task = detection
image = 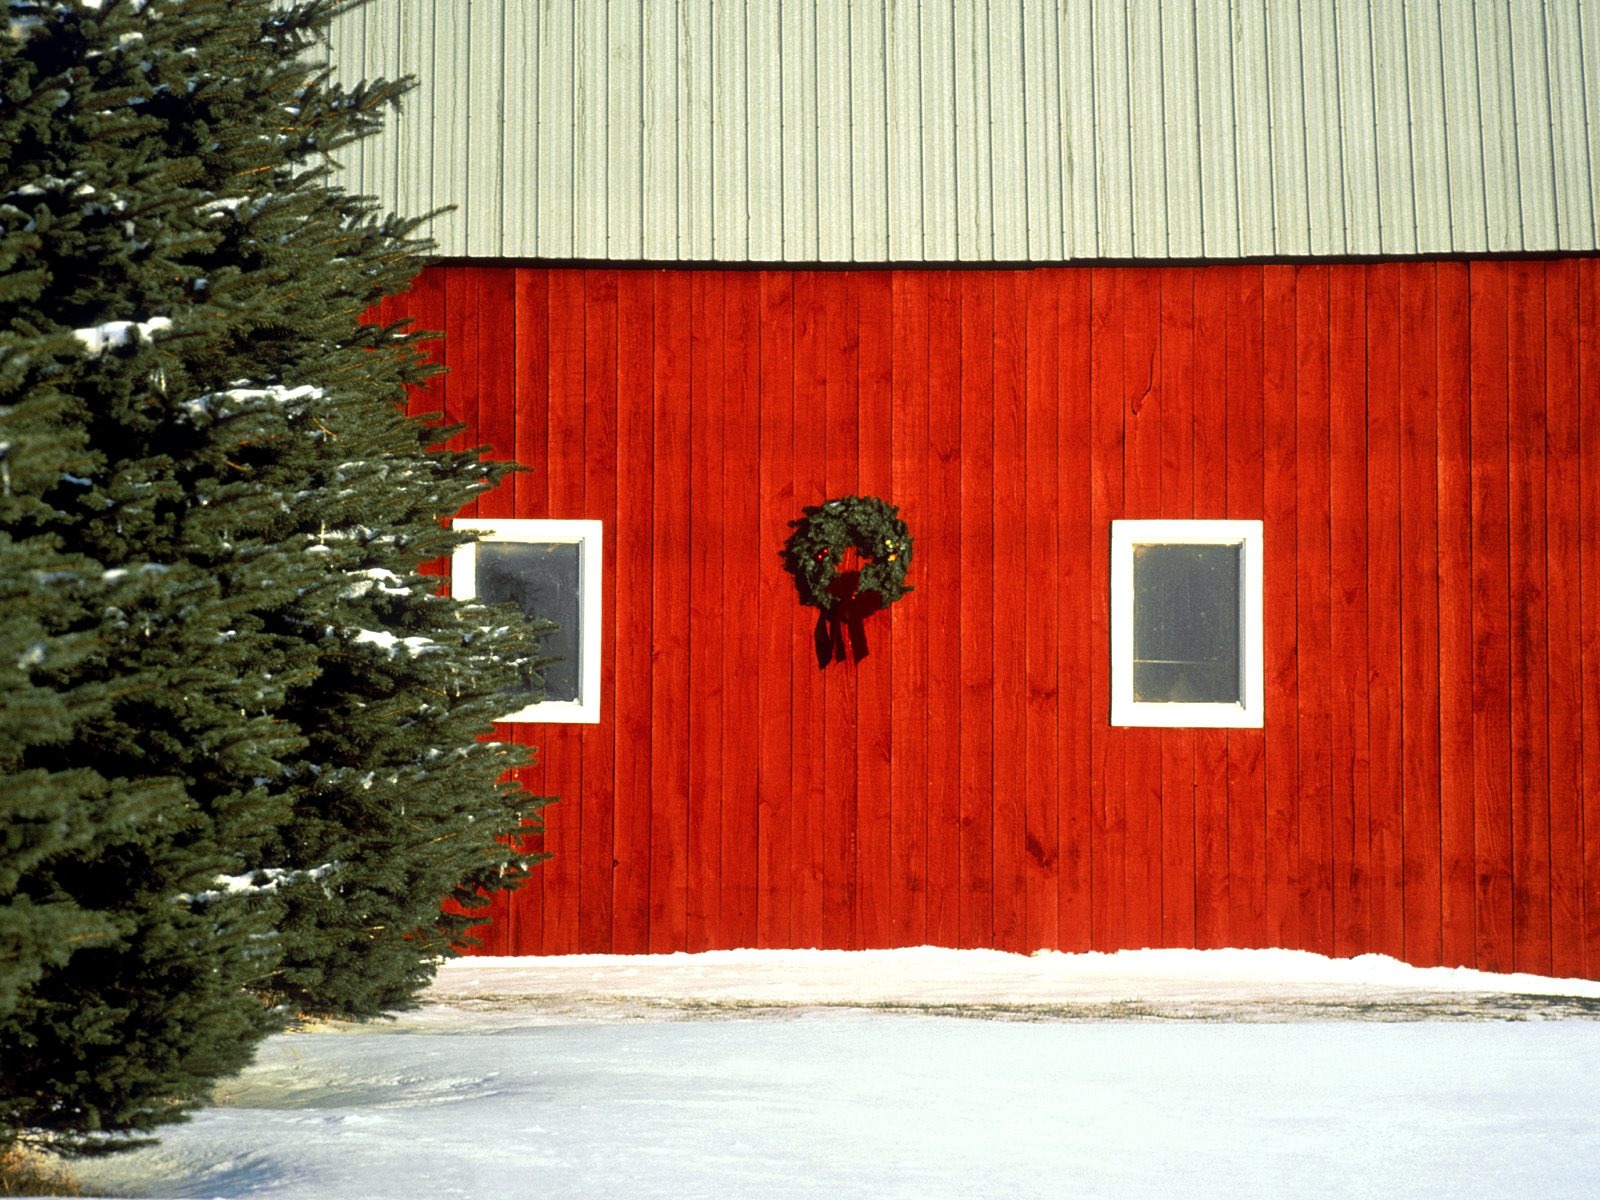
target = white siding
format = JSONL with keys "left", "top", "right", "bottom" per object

{"left": 329, "top": 0, "right": 1600, "bottom": 261}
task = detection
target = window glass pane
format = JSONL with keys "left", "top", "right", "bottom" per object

{"left": 475, "top": 542, "right": 581, "bottom": 703}
{"left": 1131, "top": 543, "right": 1240, "bottom": 703}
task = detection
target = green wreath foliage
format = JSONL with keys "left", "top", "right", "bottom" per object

{"left": 785, "top": 495, "right": 913, "bottom": 611}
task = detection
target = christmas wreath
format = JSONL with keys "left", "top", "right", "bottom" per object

{"left": 784, "top": 495, "right": 913, "bottom": 611}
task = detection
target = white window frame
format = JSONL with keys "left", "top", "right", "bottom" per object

{"left": 1110, "top": 519, "right": 1263, "bottom": 729}
{"left": 452, "top": 518, "right": 603, "bottom": 725}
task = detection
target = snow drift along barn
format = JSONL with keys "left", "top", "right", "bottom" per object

{"left": 327, "top": 1, "right": 1600, "bottom": 979}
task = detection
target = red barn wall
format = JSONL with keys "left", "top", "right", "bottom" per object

{"left": 378, "top": 260, "right": 1600, "bottom": 978}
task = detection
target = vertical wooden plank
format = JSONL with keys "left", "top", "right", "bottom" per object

{"left": 1192, "top": 265, "right": 1230, "bottom": 949}
{"left": 721, "top": 272, "right": 761, "bottom": 948}
{"left": 757, "top": 271, "right": 796, "bottom": 948}
{"left": 1226, "top": 266, "right": 1268, "bottom": 948}
{"left": 1328, "top": 265, "right": 1370, "bottom": 959}
{"left": 925, "top": 271, "right": 963, "bottom": 947}
{"left": 1367, "top": 264, "right": 1405, "bottom": 961}
{"left": 992, "top": 271, "right": 1028, "bottom": 952}
{"left": 1159, "top": 267, "right": 1197, "bottom": 947}
{"left": 1024, "top": 269, "right": 1062, "bottom": 950}
{"left": 1545, "top": 259, "right": 1584, "bottom": 979}
{"left": 1297, "top": 264, "right": 1336, "bottom": 956}
{"left": 406, "top": 267, "right": 449, "bottom": 424}
{"left": 1261, "top": 264, "right": 1300, "bottom": 951}
{"left": 1507, "top": 261, "right": 1552, "bottom": 975}
{"left": 855, "top": 271, "right": 895, "bottom": 948}
{"left": 687, "top": 272, "right": 726, "bottom": 952}
{"left": 1399, "top": 263, "right": 1444, "bottom": 966}
{"left": 958, "top": 272, "right": 995, "bottom": 947}
{"left": 580, "top": 271, "right": 619, "bottom": 952}
{"left": 1122, "top": 268, "right": 1163, "bottom": 949}
{"left": 650, "top": 271, "right": 693, "bottom": 953}
{"left": 1581, "top": 259, "right": 1600, "bottom": 977}
{"left": 442, "top": 268, "right": 479, "bottom": 508}
{"left": 1470, "top": 260, "right": 1514, "bottom": 973}
{"left": 512, "top": 271, "right": 551, "bottom": 520}
{"left": 475, "top": 271, "right": 519, "bottom": 520}
{"left": 1436, "top": 261, "right": 1476, "bottom": 969}
{"left": 1089, "top": 267, "right": 1126, "bottom": 951}
{"left": 890, "top": 271, "right": 930, "bottom": 946}
{"left": 542, "top": 270, "right": 587, "bottom": 956}
{"left": 1057, "top": 268, "right": 1095, "bottom": 951}
{"left": 822, "top": 273, "right": 859, "bottom": 946}
{"left": 611, "top": 271, "right": 654, "bottom": 955}
{"left": 507, "top": 268, "right": 549, "bottom": 956}
{"left": 544, "top": 272, "right": 588, "bottom": 960}
{"left": 790, "top": 271, "right": 827, "bottom": 946}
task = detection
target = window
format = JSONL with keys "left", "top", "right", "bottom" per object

{"left": 1110, "top": 519, "right": 1263, "bottom": 728}
{"left": 451, "top": 519, "right": 603, "bottom": 724}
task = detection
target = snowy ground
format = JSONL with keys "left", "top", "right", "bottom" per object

{"left": 67, "top": 948, "right": 1600, "bottom": 1200}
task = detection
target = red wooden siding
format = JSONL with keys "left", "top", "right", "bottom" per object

{"left": 395, "top": 260, "right": 1600, "bottom": 979}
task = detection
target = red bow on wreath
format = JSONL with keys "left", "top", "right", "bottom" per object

{"left": 815, "top": 565, "right": 884, "bottom": 667}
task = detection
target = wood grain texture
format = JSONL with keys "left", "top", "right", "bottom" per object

{"left": 389, "top": 261, "right": 1595, "bottom": 979}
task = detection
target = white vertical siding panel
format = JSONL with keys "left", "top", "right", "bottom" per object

{"left": 330, "top": 0, "right": 1600, "bottom": 262}
{"left": 361, "top": 3, "right": 396, "bottom": 220}
{"left": 1578, "top": 0, "right": 1600, "bottom": 246}
{"left": 1021, "top": 0, "right": 1065, "bottom": 260}
{"left": 1091, "top": 0, "right": 1133, "bottom": 257}
{"left": 536, "top": 0, "right": 575, "bottom": 257}
{"left": 953, "top": 0, "right": 994, "bottom": 259}
{"left": 573, "top": 0, "right": 609, "bottom": 259}
{"left": 1334, "top": 0, "right": 1382, "bottom": 255}
{"left": 1438, "top": 0, "right": 1487, "bottom": 250}
{"left": 679, "top": 0, "right": 714, "bottom": 259}
{"left": 466, "top": 0, "right": 506, "bottom": 257}
{"left": 1230, "top": 0, "right": 1275, "bottom": 257}
{"left": 1476, "top": 0, "right": 1522, "bottom": 251}
{"left": 404, "top": 1, "right": 441, "bottom": 247}
{"left": 1264, "top": 0, "right": 1309, "bottom": 255}
{"left": 817, "top": 0, "right": 856, "bottom": 261}
{"left": 1059, "top": 0, "right": 1099, "bottom": 258}
{"left": 746, "top": 0, "right": 786, "bottom": 260}
{"left": 781, "top": 0, "right": 820, "bottom": 260}
{"left": 1403, "top": 1, "right": 1450, "bottom": 253}
{"left": 886, "top": 0, "right": 925, "bottom": 260}
{"left": 1298, "top": 0, "right": 1345, "bottom": 256}
{"left": 919, "top": 0, "right": 958, "bottom": 260}
{"left": 1193, "top": 0, "right": 1239, "bottom": 258}
{"left": 1547, "top": 0, "right": 1595, "bottom": 248}
{"left": 851, "top": 0, "right": 891, "bottom": 260}
{"left": 713, "top": 0, "right": 750, "bottom": 259}
{"left": 1160, "top": 0, "right": 1203, "bottom": 259}
{"left": 361, "top": 6, "right": 393, "bottom": 215}
{"left": 336, "top": 7, "right": 366, "bottom": 203}
{"left": 989, "top": 0, "right": 1029, "bottom": 260}
{"left": 1126, "top": 0, "right": 1167, "bottom": 258}
{"left": 608, "top": 0, "right": 644, "bottom": 260}
{"left": 643, "top": 0, "right": 680, "bottom": 259}
{"left": 1370, "top": 0, "right": 1417, "bottom": 254}
{"left": 1509, "top": 1, "right": 1557, "bottom": 250}
{"left": 432, "top": 2, "right": 471, "bottom": 253}
{"left": 502, "top": 3, "right": 539, "bottom": 258}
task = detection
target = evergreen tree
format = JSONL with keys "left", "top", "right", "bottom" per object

{"left": 0, "top": 0, "right": 551, "bottom": 1152}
